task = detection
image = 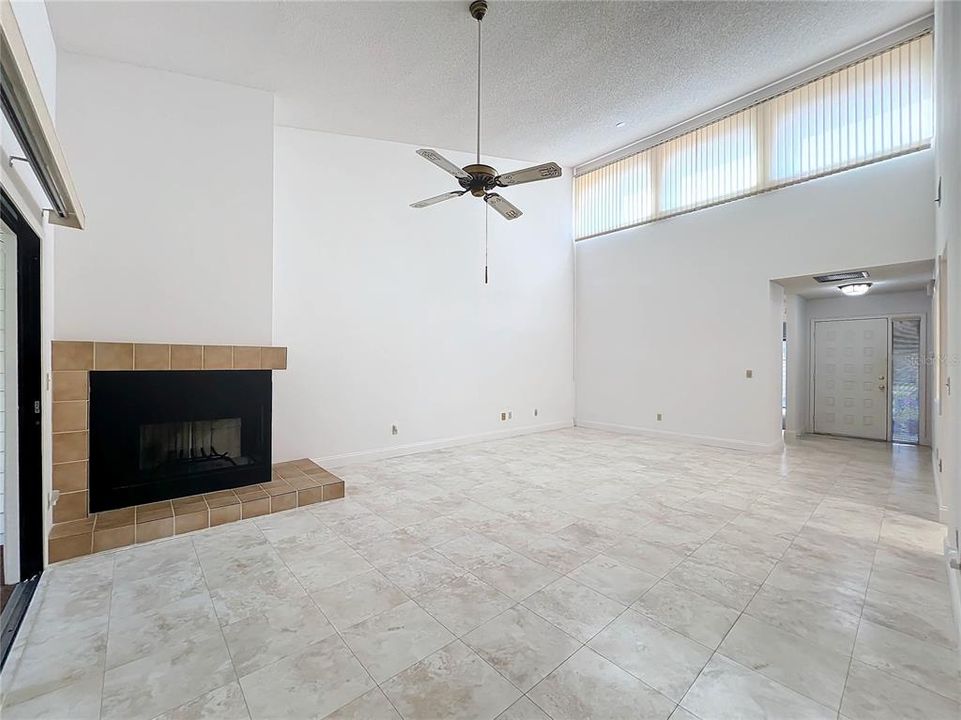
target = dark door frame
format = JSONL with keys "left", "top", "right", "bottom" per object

{"left": 1, "top": 189, "right": 44, "bottom": 579}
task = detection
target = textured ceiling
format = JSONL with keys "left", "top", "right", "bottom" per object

{"left": 46, "top": 0, "right": 931, "bottom": 166}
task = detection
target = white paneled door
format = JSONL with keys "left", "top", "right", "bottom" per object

{"left": 814, "top": 318, "right": 889, "bottom": 441}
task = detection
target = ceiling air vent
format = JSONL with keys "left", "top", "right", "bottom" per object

{"left": 812, "top": 270, "right": 870, "bottom": 283}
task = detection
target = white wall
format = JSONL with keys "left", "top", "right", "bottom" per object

{"left": 272, "top": 127, "right": 574, "bottom": 463}
{"left": 575, "top": 150, "right": 935, "bottom": 451}
{"left": 53, "top": 52, "right": 274, "bottom": 345}
{"left": 784, "top": 293, "right": 807, "bottom": 439}
{"left": 793, "top": 290, "right": 934, "bottom": 444}
{"left": 933, "top": 1, "right": 961, "bottom": 620}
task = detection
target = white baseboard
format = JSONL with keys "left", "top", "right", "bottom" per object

{"left": 574, "top": 419, "right": 784, "bottom": 454}
{"left": 945, "top": 544, "right": 961, "bottom": 659}
{"left": 311, "top": 420, "right": 574, "bottom": 468}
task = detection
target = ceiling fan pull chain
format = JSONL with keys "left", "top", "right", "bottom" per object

{"left": 484, "top": 201, "right": 489, "bottom": 285}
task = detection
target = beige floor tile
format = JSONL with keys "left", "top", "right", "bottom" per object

{"left": 496, "top": 696, "right": 552, "bottom": 720}
{"left": 718, "top": 614, "right": 851, "bottom": 709}
{"left": 240, "top": 634, "right": 375, "bottom": 720}
{"left": 762, "top": 561, "right": 866, "bottom": 617}
{"left": 503, "top": 534, "right": 599, "bottom": 574}
{"left": 101, "top": 633, "right": 235, "bottom": 720}
{"left": 208, "top": 565, "right": 309, "bottom": 626}
{"left": 743, "top": 584, "right": 860, "bottom": 655}
{"left": 113, "top": 537, "right": 198, "bottom": 584}
{"left": 152, "top": 682, "right": 250, "bottom": 720}
{"left": 840, "top": 660, "right": 960, "bottom": 720}
{"left": 469, "top": 550, "right": 562, "bottom": 601}
{"left": 327, "top": 514, "right": 397, "bottom": 544}
{"left": 603, "top": 537, "right": 687, "bottom": 577}
{"left": 106, "top": 592, "right": 220, "bottom": 669}
{"left": 23, "top": 431, "right": 949, "bottom": 720}
{"left": 382, "top": 641, "right": 521, "bottom": 720}
{"left": 664, "top": 559, "right": 761, "bottom": 611}
{"left": 352, "top": 528, "right": 431, "bottom": 567}
{"left": 434, "top": 533, "right": 513, "bottom": 568}
{"left": 589, "top": 609, "right": 712, "bottom": 702}
{"left": 567, "top": 553, "right": 659, "bottom": 604}
{"left": 341, "top": 601, "right": 454, "bottom": 682}
{"left": 852, "top": 619, "right": 961, "bottom": 702}
{"left": 380, "top": 549, "right": 466, "bottom": 596}
{"left": 110, "top": 563, "right": 206, "bottom": 618}
{"left": 463, "top": 606, "right": 581, "bottom": 691}
{"left": 680, "top": 654, "right": 835, "bottom": 720}
{"left": 324, "top": 688, "right": 402, "bottom": 720}
{"left": 254, "top": 508, "right": 327, "bottom": 544}
{"left": 223, "top": 594, "right": 336, "bottom": 676}
{"left": 862, "top": 566, "right": 958, "bottom": 648}
{"left": 3, "top": 616, "right": 107, "bottom": 706}
{"left": 0, "top": 674, "right": 103, "bottom": 720}
{"left": 416, "top": 573, "right": 515, "bottom": 637}
{"left": 872, "top": 544, "right": 946, "bottom": 583}
{"left": 198, "top": 542, "right": 287, "bottom": 589}
{"left": 668, "top": 707, "right": 702, "bottom": 720}
{"left": 528, "top": 646, "right": 675, "bottom": 720}
{"left": 633, "top": 580, "right": 739, "bottom": 649}
{"left": 282, "top": 546, "right": 375, "bottom": 593}
{"left": 551, "top": 519, "right": 621, "bottom": 553}
{"left": 522, "top": 576, "right": 625, "bottom": 642}
{"left": 311, "top": 570, "right": 409, "bottom": 630}
{"left": 689, "top": 540, "right": 778, "bottom": 582}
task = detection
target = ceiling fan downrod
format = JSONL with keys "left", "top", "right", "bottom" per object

{"left": 470, "top": 0, "right": 487, "bottom": 165}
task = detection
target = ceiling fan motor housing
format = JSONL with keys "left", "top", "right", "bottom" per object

{"left": 461, "top": 163, "right": 497, "bottom": 196}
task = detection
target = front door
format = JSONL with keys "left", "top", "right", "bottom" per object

{"left": 814, "top": 318, "right": 889, "bottom": 440}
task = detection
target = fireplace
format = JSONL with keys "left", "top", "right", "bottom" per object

{"left": 89, "top": 370, "right": 271, "bottom": 512}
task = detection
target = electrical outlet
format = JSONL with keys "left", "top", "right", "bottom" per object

{"left": 656, "top": 413, "right": 663, "bottom": 421}
{"left": 745, "top": 369, "right": 753, "bottom": 379}
{"left": 508, "top": 411, "right": 513, "bottom": 420}
{"left": 500, "top": 411, "right": 507, "bottom": 421}
{"left": 391, "top": 424, "right": 398, "bottom": 435}
{"left": 533, "top": 408, "right": 539, "bottom": 417}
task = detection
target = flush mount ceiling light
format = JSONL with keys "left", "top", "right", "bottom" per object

{"left": 839, "top": 282, "right": 873, "bottom": 296}
{"left": 409, "top": 0, "right": 562, "bottom": 221}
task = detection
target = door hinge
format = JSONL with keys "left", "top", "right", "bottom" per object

{"left": 935, "top": 176, "right": 942, "bottom": 206}
{"left": 947, "top": 376, "right": 952, "bottom": 395}
{"left": 938, "top": 458, "right": 943, "bottom": 473}
{"left": 33, "top": 400, "right": 40, "bottom": 414}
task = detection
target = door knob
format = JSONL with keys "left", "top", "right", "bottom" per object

{"left": 879, "top": 384, "right": 887, "bottom": 392}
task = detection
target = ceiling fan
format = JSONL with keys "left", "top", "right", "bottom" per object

{"left": 410, "top": 0, "right": 562, "bottom": 221}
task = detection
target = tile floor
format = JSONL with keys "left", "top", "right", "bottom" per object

{"left": 1, "top": 428, "right": 958, "bottom": 720}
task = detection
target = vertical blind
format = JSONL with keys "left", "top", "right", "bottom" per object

{"left": 574, "top": 32, "right": 934, "bottom": 240}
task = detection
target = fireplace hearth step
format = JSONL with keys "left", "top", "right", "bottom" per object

{"left": 47, "top": 459, "right": 345, "bottom": 563}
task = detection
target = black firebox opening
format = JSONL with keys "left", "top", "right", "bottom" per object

{"left": 89, "top": 370, "right": 271, "bottom": 513}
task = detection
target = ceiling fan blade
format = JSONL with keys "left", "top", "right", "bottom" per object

{"left": 495, "top": 162, "right": 562, "bottom": 187}
{"left": 410, "top": 190, "right": 467, "bottom": 208}
{"left": 416, "top": 149, "right": 472, "bottom": 182}
{"left": 484, "top": 193, "right": 523, "bottom": 220}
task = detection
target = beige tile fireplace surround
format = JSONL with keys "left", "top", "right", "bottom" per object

{"left": 48, "top": 341, "right": 345, "bottom": 564}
